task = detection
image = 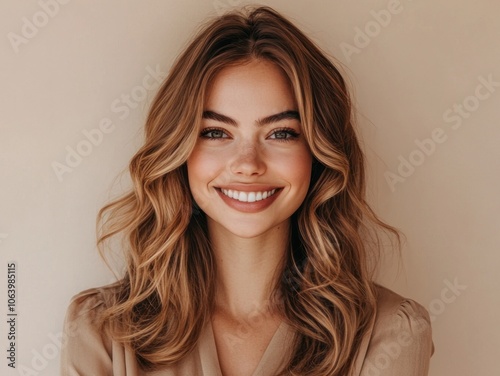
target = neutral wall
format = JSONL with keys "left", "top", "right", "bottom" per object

{"left": 1, "top": 1, "right": 498, "bottom": 375}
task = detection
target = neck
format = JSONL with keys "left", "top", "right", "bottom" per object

{"left": 208, "top": 220, "right": 289, "bottom": 320}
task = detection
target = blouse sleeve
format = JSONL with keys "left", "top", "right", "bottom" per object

{"left": 360, "top": 297, "right": 435, "bottom": 376}
{"left": 60, "top": 289, "right": 114, "bottom": 376}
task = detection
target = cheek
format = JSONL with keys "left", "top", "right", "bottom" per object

{"left": 187, "top": 148, "right": 224, "bottom": 188}
{"left": 277, "top": 148, "right": 312, "bottom": 189}
{"left": 186, "top": 151, "right": 203, "bottom": 192}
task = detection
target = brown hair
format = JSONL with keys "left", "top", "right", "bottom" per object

{"left": 95, "top": 5, "right": 400, "bottom": 375}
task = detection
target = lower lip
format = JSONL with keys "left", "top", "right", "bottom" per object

{"left": 216, "top": 188, "right": 282, "bottom": 213}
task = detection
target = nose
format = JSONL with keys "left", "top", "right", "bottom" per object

{"left": 229, "top": 143, "right": 266, "bottom": 177}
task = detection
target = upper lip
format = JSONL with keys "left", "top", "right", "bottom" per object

{"left": 216, "top": 184, "right": 282, "bottom": 192}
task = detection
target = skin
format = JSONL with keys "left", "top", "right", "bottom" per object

{"left": 186, "top": 59, "right": 312, "bottom": 375}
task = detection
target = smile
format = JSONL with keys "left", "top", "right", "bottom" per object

{"left": 220, "top": 188, "right": 277, "bottom": 202}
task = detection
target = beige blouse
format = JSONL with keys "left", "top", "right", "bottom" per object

{"left": 60, "top": 284, "right": 434, "bottom": 376}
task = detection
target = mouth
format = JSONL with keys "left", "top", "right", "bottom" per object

{"left": 216, "top": 188, "right": 281, "bottom": 203}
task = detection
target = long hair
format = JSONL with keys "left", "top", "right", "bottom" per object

{"left": 95, "top": 5, "right": 400, "bottom": 375}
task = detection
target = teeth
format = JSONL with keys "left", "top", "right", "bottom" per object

{"left": 221, "top": 188, "right": 277, "bottom": 202}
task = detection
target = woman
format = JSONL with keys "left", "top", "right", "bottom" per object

{"left": 61, "top": 5, "right": 434, "bottom": 376}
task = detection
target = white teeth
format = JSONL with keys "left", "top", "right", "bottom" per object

{"left": 220, "top": 188, "right": 277, "bottom": 202}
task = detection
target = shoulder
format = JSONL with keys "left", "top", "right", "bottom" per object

{"left": 357, "top": 284, "right": 435, "bottom": 376}
{"left": 373, "top": 283, "right": 432, "bottom": 328}
{"left": 64, "top": 285, "right": 117, "bottom": 335}
{"left": 66, "top": 286, "right": 111, "bottom": 318}
{"left": 61, "top": 285, "right": 119, "bottom": 375}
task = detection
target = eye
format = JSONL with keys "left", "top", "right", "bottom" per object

{"left": 200, "top": 127, "right": 229, "bottom": 139}
{"left": 268, "top": 128, "right": 300, "bottom": 142}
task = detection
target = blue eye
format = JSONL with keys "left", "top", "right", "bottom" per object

{"left": 200, "top": 128, "right": 228, "bottom": 139}
{"left": 269, "top": 128, "right": 300, "bottom": 142}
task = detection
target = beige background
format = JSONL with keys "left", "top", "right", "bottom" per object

{"left": 1, "top": 1, "right": 499, "bottom": 375}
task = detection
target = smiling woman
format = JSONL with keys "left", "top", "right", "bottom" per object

{"left": 187, "top": 60, "right": 312, "bottom": 236}
{"left": 61, "top": 5, "right": 434, "bottom": 376}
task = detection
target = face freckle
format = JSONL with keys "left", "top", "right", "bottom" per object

{"left": 187, "top": 59, "right": 312, "bottom": 239}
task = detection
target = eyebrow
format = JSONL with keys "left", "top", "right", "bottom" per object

{"left": 202, "top": 110, "right": 300, "bottom": 127}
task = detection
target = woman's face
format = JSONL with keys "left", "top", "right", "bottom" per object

{"left": 187, "top": 59, "right": 312, "bottom": 239}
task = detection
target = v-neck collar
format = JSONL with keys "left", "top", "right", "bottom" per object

{"left": 197, "top": 307, "right": 377, "bottom": 376}
{"left": 198, "top": 319, "right": 295, "bottom": 376}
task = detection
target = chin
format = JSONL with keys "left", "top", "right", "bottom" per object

{"left": 208, "top": 217, "right": 286, "bottom": 240}
{"left": 223, "top": 225, "right": 274, "bottom": 239}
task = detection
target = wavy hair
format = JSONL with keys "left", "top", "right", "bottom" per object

{"left": 95, "top": 5, "right": 400, "bottom": 375}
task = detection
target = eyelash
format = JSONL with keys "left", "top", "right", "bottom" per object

{"left": 200, "top": 128, "right": 228, "bottom": 140}
{"left": 200, "top": 127, "right": 300, "bottom": 142}
{"left": 269, "top": 127, "right": 301, "bottom": 141}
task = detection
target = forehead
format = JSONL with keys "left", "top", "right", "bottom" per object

{"left": 204, "top": 59, "right": 297, "bottom": 113}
